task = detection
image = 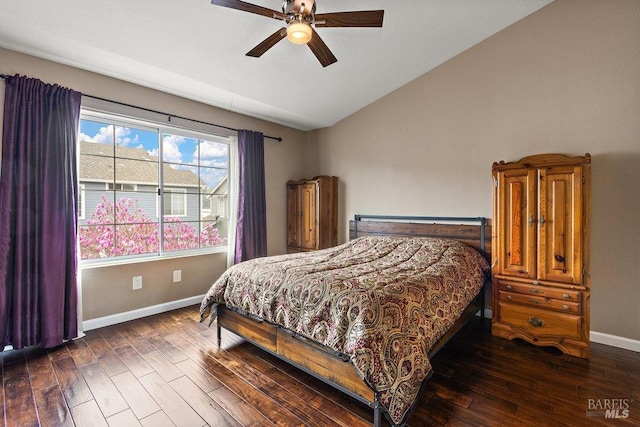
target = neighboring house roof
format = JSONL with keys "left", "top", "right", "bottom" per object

{"left": 209, "top": 175, "right": 228, "bottom": 196}
{"left": 80, "top": 141, "right": 201, "bottom": 187}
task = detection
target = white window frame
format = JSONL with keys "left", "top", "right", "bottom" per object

{"left": 78, "top": 107, "right": 234, "bottom": 265}
{"left": 201, "top": 194, "right": 212, "bottom": 217}
{"left": 216, "top": 194, "right": 228, "bottom": 219}
{"left": 78, "top": 183, "right": 86, "bottom": 220}
{"left": 162, "top": 187, "right": 187, "bottom": 217}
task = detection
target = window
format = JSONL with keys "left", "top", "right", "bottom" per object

{"left": 78, "top": 184, "right": 86, "bottom": 220}
{"left": 107, "top": 183, "right": 137, "bottom": 191}
{"left": 162, "top": 187, "right": 186, "bottom": 216}
{"left": 78, "top": 111, "right": 230, "bottom": 261}
{"left": 201, "top": 195, "right": 212, "bottom": 216}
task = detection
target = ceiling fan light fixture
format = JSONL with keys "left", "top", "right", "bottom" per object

{"left": 287, "top": 22, "right": 312, "bottom": 44}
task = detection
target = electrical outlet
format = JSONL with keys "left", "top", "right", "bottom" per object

{"left": 132, "top": 276, "right": 143, "bottom": 290}
{"left": 173, "top": 270, "right": 182, "bottom": 283}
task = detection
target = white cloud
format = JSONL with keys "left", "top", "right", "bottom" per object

{"left": 198, "top": 141, "right": 227, "bottom": 159}
{"left": 162, "top": 134, "right": 185, "bottom": 163}
{"left": 196, "top": 141, "right": 228, "bottom": 168}
{"left": 79, "top": 125, "right": 138, "bottom": 147}
{"left": 200, "top": 159, "right": 227, "bottom": 168}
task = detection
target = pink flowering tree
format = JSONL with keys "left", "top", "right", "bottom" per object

{"left": 79, "top": 195, "right": 226, "bottom": 260}
{"left": 200, "top": 222, "right": 226, "bottom": 247}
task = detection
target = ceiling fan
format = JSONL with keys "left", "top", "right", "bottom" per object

{"left": 210, "top": 0, "right": 384, "bottom": 67}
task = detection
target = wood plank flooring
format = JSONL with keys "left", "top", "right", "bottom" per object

{"left": 2, "top": 306, "right": 639, "bottom": 426}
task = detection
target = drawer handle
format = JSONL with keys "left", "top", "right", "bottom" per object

{"left": 529, "top": 299, "right": 541, "bottom": 304}
{"left": 562, "top": 305, "right": 570, "bottom": 311}
{"left": 532, "top": 280, "right": 539, "bottom": 285}
{"left": 506, "top": 295, "right": 512, "bottom": 301}
{"left": 528, "top": 317, "right": 545, "bottom": 327}
{"left": 530, "top": 289, "right": 542, "bottom": 294}
{"left": 506, "top": 285, "right": 513, "bottom": 290}
{"left": 562, "top": 294, "right": 570, "bottom": 300}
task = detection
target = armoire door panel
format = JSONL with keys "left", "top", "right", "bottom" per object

{"left": 538, "top": 167, "right": 582, "bottom": 284}
{"left": 287, "top": 185, "right": 299, "bottom": 247}
{"left": 498, "top": 169, "right": 536, "bottom": 279}
{"left": 509, "top": 180, "right": 524, "bottom": 266}
{"left": 300, "top": 182, "right": 317, "bottom": 250}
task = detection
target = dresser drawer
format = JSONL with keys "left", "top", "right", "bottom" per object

{"left": 497, "top": 302, "right": 582, "bottom": 339}
{"left": 497, "top": 280, "right": 581, "bottom": 303}
{"left": 498, "top": 290, "right": 581, "bottom": 314}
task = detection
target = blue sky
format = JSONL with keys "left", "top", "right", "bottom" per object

{"left": 80, "top": 119, "right": 229, "bottom": 188}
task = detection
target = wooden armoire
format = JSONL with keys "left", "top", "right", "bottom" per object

{"left": 287, "top": 176, "right": 338, "bottom": 253}
{"left": 491, "top": 153, "right": 591, "bottom": 358}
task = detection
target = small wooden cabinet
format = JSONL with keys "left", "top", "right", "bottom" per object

{"left": 287, "top": 176, "right": 338, "bottom": 253}
{"left": 491, "top": 153, "right": 591, "bottom": 358}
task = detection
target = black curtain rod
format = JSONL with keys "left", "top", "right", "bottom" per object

{"left": 0, "top": 73, "right": 283, "bottom": 142}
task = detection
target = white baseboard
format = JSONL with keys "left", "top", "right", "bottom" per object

{"left": 82, "top": 294, "right": 205, "bottom": 331}
{"left": 590, "top": 331, "right": 640, "bottom": 353}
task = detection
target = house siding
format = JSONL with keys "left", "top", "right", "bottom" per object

{"left": 80, "top": 183, "right": 206, "bottom": 226}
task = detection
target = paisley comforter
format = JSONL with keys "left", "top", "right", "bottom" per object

{"left": 200, "top": 235, "right": 489, "bottom": 425}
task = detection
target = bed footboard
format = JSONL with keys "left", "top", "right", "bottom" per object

{"left": 217, "top": 306, "right": 376, "bottom": 404}
{"left": 215, "top": 287, "right": 485, "bottom": 426}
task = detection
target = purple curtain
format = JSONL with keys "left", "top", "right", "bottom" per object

{"left": 234, "top": 130, "right": 267, "bottom": 263}
{"left": 0, "top": 75, "right": 81, "bottom": 349}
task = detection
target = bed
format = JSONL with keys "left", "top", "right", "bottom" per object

{"left": 200, "top": 215, "right": 491, "bottom": 426}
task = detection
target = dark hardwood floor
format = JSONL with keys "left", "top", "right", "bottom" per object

{"left": 2, "top": 306, "right": 639, "bottom": 426}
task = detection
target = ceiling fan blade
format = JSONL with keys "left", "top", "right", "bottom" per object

{"left": 314, "top": 10, "right": 384, "bottom": 28}
{"left": 246, "top": 28, "right": 287, "bottom": 58}
{"left": 210, "top": 0, "right": 286, "bottom": 20}
{"left": 307, "top": 28, "right": 337, "bottom": 67}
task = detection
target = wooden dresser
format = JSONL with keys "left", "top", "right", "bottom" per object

{"left": 286, "top": 176, "right": 338, "bottom": 253}
{"left": 491, "top": 153, "right": 591, "bottom": 358}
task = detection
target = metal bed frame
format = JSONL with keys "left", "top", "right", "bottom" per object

{"left": 216, "top": 214, "right": 489, "bottom": 426}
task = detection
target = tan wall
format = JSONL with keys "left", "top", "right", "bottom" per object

{"left": 0, "top": 47, "right": 307, "bottom": 321}
{"left": 80, "top": 254, "right": 226, "bottom": 320}
{"left": 309, "top": 0, "right": 640, "bottom": 341}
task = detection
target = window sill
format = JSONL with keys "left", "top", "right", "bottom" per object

{"left": 79, "top": 245, "right": 228, "bottom": 270}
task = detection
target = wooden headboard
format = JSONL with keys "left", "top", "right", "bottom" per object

{"left": 348, "top": 214, "right": 492, "bottom": 262}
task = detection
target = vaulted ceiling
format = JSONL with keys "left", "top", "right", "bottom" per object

{"left": 0, "top": 0, "right": 553, "bottom": 130}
